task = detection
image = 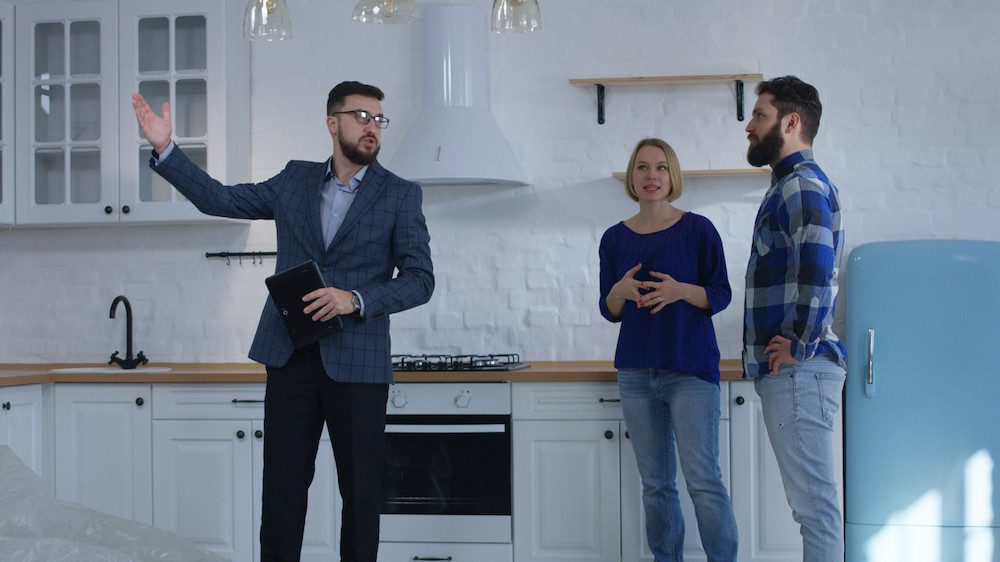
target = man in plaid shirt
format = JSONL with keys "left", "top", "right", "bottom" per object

{"left": 743, "top": 76, "right": 847, "bottom": 562}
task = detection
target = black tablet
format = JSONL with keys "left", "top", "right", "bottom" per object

{"left": 265, "top": 260, "right": 343, "bottom": 348}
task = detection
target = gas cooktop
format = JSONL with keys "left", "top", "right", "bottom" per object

{"left": 391, "top": 353, "right": 529, "bottom": 372}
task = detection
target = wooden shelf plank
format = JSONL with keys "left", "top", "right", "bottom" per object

{"left": 569, "top": 73, "right": 764, "bottom": 87}
{"left": 612, "top": 168, "right": 769, "bottom": 181}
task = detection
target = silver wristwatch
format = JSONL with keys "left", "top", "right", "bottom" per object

{"left": 350, "top": 292, "right": 362, "bottom": 316}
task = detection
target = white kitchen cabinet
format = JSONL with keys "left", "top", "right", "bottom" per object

{"left": 728, "top": 383, "right": 800, "bottom": 561}
{"left": 0, "top": 1, "right": 14, "bottom": 225}
{"left": 151, "top": 384, "right": 341, "bottom": 562}
{"left": 512, "top": 382, "right": 626, "bottom": 562}
{"left": 54, "top": 383, "right": 152, "bottom": 524}
{"left": 14, "top": 0, "right": 249, "bottom": 226}
{"left": 514, "top": 418, "right": 623, "bottom": 562}
{"left": 152, "top": 418, "right": 255, "bottom": 561}
{"left": 117, "top": 0, "right": 249, "bottom": 224}
{"left": 513, "top": 381, "right": 739, "bottom": 562}
{"left": 728, "top": 381, "right": 844, "bottom": 562}
{"left": 0, "top": 383, "right": 51, "bottom": 484}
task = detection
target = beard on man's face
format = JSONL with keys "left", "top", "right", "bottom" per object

{"left": 746, "top": 121, "right": 784, "bottom": 168}
{"left": 339, "top": 134, "right": 380, "bottom": 166}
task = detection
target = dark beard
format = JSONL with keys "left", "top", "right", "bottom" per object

{"left": 339, "top": 135, "right": 380, "bottom": 166}
{"left": 747, "top": 121, "right": 784, "bottom": 167}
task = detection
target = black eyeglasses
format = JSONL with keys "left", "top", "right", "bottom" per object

{"left": 331, "top": 109, "right": 390, "bottom": 129}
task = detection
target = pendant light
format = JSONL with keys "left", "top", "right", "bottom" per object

{"left": 490, "top": 0, "right": 541, "bottom": 33}
{"left": 352, "top": 0, "right": 421, "bottom": 25}
{"left": 244, "top": 0, "right": 292, "bottom": 41}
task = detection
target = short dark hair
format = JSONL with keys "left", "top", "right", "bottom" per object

{"left": 326, "top": 81, "right": 385, "bottom": 115}
{"left": 756, "top": 75, "right": 822, "bottom": 143}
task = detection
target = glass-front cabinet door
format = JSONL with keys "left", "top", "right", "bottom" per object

{"left": 15, "top": 0, "right": 119, "bottom": 225}
{"left": 13, "top": 0, "right": 248, "bottom": 227}
{"left": 118, "top": 0, "right": 249, "bottom": 223}
{"left": 0, "top": 1, "right": 13, "bottom": 225}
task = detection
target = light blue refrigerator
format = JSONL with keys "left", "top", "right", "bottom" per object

{"left": 845, "top": 240, "right": 1000, "bottom": 562}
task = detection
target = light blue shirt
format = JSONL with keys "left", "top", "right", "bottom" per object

{"left": 322, "top": 160, "right": 368, "bottom": 318}
{"left": 321, "top": 159, "right": 366, "bottom": 248}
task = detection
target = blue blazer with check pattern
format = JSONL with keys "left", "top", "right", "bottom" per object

{"left": 152, "top": 147, "right": 434, "bottom": 384}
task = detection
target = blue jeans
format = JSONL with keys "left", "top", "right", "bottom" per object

{"left": 754, "top": 356, "right": 846, "bottom": 562}
{"left": 618, "top": 369, "right": 739, "bottom": 562}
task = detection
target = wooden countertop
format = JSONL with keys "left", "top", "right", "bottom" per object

{"left": 0, "top": 360, "right": 745, "bottom": 387}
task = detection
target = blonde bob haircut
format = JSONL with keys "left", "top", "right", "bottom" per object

{"left": 624, "top": 138, "right": 683, "bottom": 203}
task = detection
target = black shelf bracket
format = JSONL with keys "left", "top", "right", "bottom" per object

{"left": 595, "top": 84, "right": 606, "bottom": 124}
{"left": 592, "top": 80, "right": 748, "bottom": 123}
{"left": 735, "top": 79, "right": 746, "bottom": 121}
{"left": 205, "top": 251, "right": 277, "bottom": 265}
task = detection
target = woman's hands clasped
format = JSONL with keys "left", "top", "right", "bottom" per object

{"left": 609, "top": 264, "right": 687, "bottom": 316}
{"left": 635, "top": 271, "right": 685, "bottom": 314}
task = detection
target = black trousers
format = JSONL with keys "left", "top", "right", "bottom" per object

{"left": 260, "top": 344, "right": 388, "bottom": 562}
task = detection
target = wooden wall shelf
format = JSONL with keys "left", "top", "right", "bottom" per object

{"left": 612, "top": 168, "right": 769, "bottom": 181}
{"left": 569, "top": 73, "right": 764, "bottom": 124}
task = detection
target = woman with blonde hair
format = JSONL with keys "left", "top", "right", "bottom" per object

{"left": 599, "top": 138, "right": 738, "bottom": 561}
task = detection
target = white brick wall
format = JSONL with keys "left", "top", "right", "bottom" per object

{"left": 2, "top": 0, "right": 999, "bottom": 363}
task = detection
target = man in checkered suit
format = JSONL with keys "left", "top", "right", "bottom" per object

{"left": 132, "top": 81, "right": 434, "bottom": 562}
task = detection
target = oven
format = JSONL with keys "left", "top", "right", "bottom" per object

{"left": 380, "top": 382, "right": 512, "bottom": 547}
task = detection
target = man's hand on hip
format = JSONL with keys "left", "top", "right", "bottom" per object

{"left": 765, "top": 335, "right": 798, "bottom": 374}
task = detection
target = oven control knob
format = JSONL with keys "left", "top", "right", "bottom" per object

{"left": 391, "top": 393, "right": 407, "bottom": 409}
{"left": 455, "top": 390, "right": 471, "bottom": 408}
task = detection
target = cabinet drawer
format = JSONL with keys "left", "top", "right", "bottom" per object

{"left": 378, "top": 542, "right": 511, "bottom": 562}
{"left": 152, "top": 384, "right": 265, "bottom": 420}
{"left": 512, "top": 382, "right": 622, "bottom": 420}
{"left": 513, "top": 382, "right": 730, "bottom": 421}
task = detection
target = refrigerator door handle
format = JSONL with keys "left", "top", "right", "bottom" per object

{"left": 865, "top": 328, "right": 876, "bottom": 398}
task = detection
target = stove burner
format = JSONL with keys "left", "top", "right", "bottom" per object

{"left": 391, "top": 353, "right": 528, "bottom": 372}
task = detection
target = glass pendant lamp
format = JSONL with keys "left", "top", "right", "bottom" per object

{"left": 244, "top": 0, "right": 292, "bottom": 41}
{"left": 490, "top": 0, "right": 541, "bottom": 33}
{"left": 352, "top": 0, "right": 421, "bottom": 24}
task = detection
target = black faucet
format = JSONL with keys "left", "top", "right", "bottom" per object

{"left": 109, "top": 295, "right": 149, "bottom": 370}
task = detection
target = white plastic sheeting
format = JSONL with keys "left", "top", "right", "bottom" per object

{"left": 0, "top": 446, "right": 224, "bottom": 562}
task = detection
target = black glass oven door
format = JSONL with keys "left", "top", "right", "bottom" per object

{"left": 381, "top": 415, "right": 511, "bottom": 516}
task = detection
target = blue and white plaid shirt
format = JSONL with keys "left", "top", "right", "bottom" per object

{"left": 743, "top": 149, "right": 847, "bottom": 378}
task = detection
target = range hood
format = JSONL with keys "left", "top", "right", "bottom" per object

{"left": 388, "top": 5, "right": 529, "bottom": 187}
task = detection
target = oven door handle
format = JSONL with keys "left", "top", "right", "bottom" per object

{"left": 384, "top": 423, "right": 506, "bottom": 434}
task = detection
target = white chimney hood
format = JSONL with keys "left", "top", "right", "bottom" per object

{"left": 388, "top": 4, "right": 529, "bottom": 187}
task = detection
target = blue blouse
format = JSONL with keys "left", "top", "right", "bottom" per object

{"left": 599, "top": 212, "right": 731, "bottom": 384}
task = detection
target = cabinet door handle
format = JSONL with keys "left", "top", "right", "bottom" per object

{"left": 122, "top": 205, "right": 131, "bottom": 214}
{"left": 104, "top": 205, "right": 113, "bottom": 214}
{"left": 231, "top": 399, "right": 265, "bottom": 404}
{"left": 135, "top": 397, "right": 144, "bottom": 407}
{"left": 2, "top": 401, "right": 10, "bottom": 411}
{"left": 604, "top": 430, "right": 614, "bottom": 439}
{"left": 735, "top": 396, "right": 745, "bottom": 405}
{"left": 598, "top": 398, "right": 621, "bottom": 403}
{"left": 255, "top": 430, "right": 263, "bottom": 439}
{"left": 412, "top": 557, "right": 453, "bottom": 561}
{"left": 236, "top": 430, "right": 246, "bottom": 439}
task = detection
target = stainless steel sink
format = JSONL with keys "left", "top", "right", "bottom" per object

{"left": 50, "top": 367, "right": 172, "bottom": 374}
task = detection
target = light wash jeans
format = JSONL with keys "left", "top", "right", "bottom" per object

{"left": 754, "top": 355, "right": 846, "bottom": 562}
{"left": 618, "top": 369, "right": 739, "bottom": 562}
